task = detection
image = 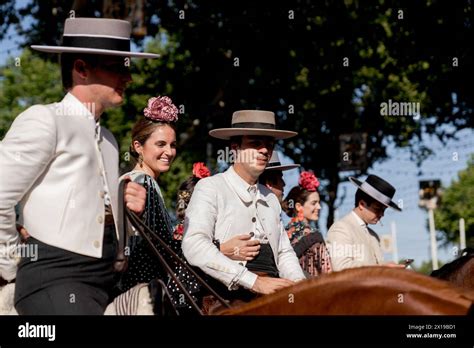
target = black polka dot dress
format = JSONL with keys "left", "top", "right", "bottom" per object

{"left": 116, "top": 172, "right": 200, "bottom": 313}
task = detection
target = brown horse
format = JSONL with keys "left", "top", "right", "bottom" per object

{"left": 222, "top": 267, "right": 474, "bottom": 315}
{"left": 431, "top": 247, "right": 474, "bottom": 291}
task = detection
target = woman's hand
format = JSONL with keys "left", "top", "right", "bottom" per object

{"left": 220, "top": 234, "right": 260, "bottom": 261}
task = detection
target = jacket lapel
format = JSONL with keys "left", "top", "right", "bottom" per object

{"left": 346, "top": 213, "right": 382, "bottom": 264}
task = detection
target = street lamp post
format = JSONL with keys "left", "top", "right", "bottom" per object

{"left": 418, "top": 180, "right": 442, "bottom": 271}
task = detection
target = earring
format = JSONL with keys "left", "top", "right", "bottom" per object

{"left": 138, "top": 153, "right": 144, "bottom": 168}
{"left": 296, "top": 206, "right": 304, "bottom": 222}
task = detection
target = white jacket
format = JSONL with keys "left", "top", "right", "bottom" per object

{"left": 182, "top": 166, "right": 305, "bottom": 290}
{"left": 0, "top": 93, "right": 119, "bottom": 281}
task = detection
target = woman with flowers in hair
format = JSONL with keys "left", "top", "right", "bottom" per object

{"left": 282, "top": 171, "right": 332, "bottom": 277}
{"left": 116, "top": 96, "right": 200, "bottom": 313}
{"left": 173, "top": 162, "right": 211, "bottom": 240}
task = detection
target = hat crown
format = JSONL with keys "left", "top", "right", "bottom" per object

{"left": 64, "top": 18, "right": 131, "bottom": 39}
{"left": 268, "top": 150, "right": 281, "bottom": 164}
{"left": 365, "top": 174, "right": 396, "bottom": 198}
{"left": 232, "top": 110, "right": 276, "bottom": 126}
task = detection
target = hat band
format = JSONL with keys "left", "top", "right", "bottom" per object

{"left": 232, "top": 122, "right": 276, "bottom": 130}
{"left": 360, "top": 182, "right": 391, "bottom": 205}
{"left": 266, "top": 161, "right": 282, "bottom": 168}
{"left": 62, "top": 35, "right": 130, "bottom": 52}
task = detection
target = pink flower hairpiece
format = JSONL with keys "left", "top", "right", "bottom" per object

{"left": 192, "top": 162, "right": 211, "bottom": 179}
{"left": 143, "top": 96, "right": 179, "bottom": 122}
{"left": 298, "top": 171, "right": 320, "bottom": 192}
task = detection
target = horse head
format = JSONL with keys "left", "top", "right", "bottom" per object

{"left": 431, "top": 247, "right": 474, "bottom": 291}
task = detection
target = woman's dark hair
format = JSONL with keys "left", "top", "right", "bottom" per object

{"left": 176, "top": 176, "right": 201, "bottom": 221}
{"left": 129, "top": 118, "right": 177, "bottom": 162}
{"left": 354, "top": 189, "right": 378, "bottom": 208}
{"left": 281, "top": 186, "right": 315, "bottom": 218}
{"left": 60, "top": 53, "right": 100, "bottom": 90}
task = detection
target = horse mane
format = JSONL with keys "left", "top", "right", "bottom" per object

{"left": 431, "top": 247, "right": 474, "bottom": 280}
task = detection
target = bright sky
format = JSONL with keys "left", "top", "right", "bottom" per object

{"left": 280, "top": 127, "right": 474, "bottom": 269}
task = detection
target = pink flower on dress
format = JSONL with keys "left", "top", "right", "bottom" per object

{"left": 192, "top": 162, "right": 211, "bottom": 179}
{"left": 299, "top": 171, "right": 320, "bottom": 192}
{"left": 143, "top": 96, "right": 179, "bottom": 122}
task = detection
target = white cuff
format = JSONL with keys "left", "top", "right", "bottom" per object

{"left": 237, "top": 269, "right": 258, "bottom": 290}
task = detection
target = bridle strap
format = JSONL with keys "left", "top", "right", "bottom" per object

{"left": 125, "top": 209, "right": 232, "bottom": 313}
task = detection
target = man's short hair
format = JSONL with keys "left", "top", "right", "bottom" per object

{"left": 60, "top": 53, "right": 100, "bottom": 90}
{"left": 354, "top": 189, "right": 378, "bottom": 208}
{"left": 229, "top": 135, "right": 243, "bottom": 147}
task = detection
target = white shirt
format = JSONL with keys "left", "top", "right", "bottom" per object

{"left": 351, "top": 211, "right": 366, "bottom": 229}
{"left": 182, "top": 166, "right": 305, "bottom": 290}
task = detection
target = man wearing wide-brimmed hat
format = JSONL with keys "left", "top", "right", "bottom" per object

{"left": 0, "top": 17, "right": 158, "bottom": 314}
{"left": 182, "top": 110, "right": 305, "bottom": 310}
{"left": 327, "top": 174, "right": 405, "bottom": 271}
{"left": 259, "top": 151, "right": 300, "bottom": 202}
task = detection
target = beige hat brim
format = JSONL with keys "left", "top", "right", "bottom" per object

{"left": 209, "top": 128, "right": 297, "bottom": 140}
{"left": 31, "top": 45, "right": 160, "bottom": 58}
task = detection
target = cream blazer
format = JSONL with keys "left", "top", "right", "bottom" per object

{"left": 0, "top": 93, "right": 119, "bottom": 281}
{"left": 326, "top": 212, "right": 384, "bottom": 271}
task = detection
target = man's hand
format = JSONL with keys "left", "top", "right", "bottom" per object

{"left": 16, "top": 224, "right": 30, "bottom": 242}
{"left": 220, "top": 234, "right": 260, "bottom": 261}
{"left": 123, "top": 177, "right": 146, "bottom": 215}
{"left": 251, "top": 277, "right": 295, "bottom": 295}
{"left": 383, "top": 262, "right": 406, "bottom": 269}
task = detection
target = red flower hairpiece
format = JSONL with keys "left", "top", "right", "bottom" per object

{"left": 192, "top": 162, "right": 211, "bottom": 179}
{"left": 143, "top": 96, "right": 179, "bottom": 122}
{"left": 298, "top": 171, "right": 320, "bottom": 192}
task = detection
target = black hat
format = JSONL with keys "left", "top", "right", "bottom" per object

{"left": 349, "top": 175, "right": 402, "bottom": 211}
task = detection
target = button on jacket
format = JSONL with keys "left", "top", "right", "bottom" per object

{"left": 0, "top": 93, "right": 119, "bottom": 281}
{"left": 182, "top": 166, "right": 305, "bottom": 290}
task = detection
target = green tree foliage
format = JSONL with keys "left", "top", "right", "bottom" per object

{"left": 434, "top": 157, "right": 474, "bottom": 247}
{"left": 0, "top": 49, "right": 63, "bottom": 138}
{"left": 1, "top": 0, "right": 472, "bottom": 224}
{"left": 416, "top": 259, "right": 446, "bottom": 276}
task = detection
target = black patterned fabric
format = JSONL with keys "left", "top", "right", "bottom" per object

{"left": 116, "top": 173, "right": 200, "bottom": 313}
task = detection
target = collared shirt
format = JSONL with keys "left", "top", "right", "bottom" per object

{"left": 182, "top": 166, "right": 305, "bottom": 290}
{"left": 351, "top": 211, "right": 367, "bottom": 229}
{"left": 245, "top": 184, "right": 268, "bottom": 244}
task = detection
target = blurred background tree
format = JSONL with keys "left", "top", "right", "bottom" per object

{"left": 1, "top": 0, "right": 472, "bottom": 221}
{"left": 415, "top": 259, "right": 446, "bottom": 275}
{"left": 434, "top": 156, "right": 474, "bottom": 247}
